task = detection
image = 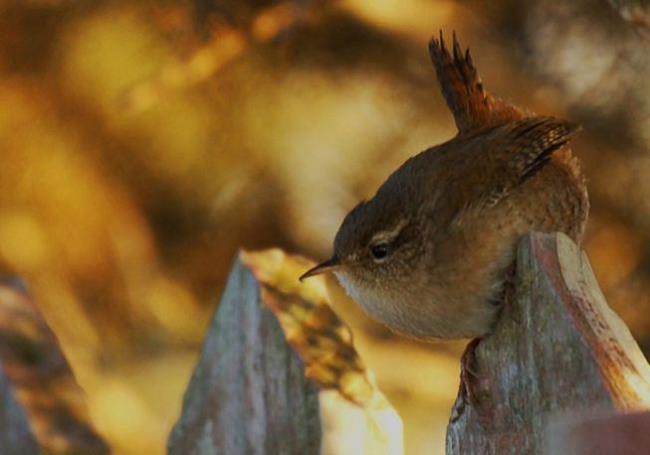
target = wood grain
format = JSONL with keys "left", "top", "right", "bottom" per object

{"left": 446, "top": 232, "right": 650, "bottom": 454}
{"left": 168, "top": 250, "right": 402, "bottom": 454}
{"left": 0, "top": 278, "right": 109, "bottom": 454}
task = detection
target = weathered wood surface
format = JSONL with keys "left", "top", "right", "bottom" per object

{"left": 548, "top": 410, "right": 650, "bottom": 454}
{"left": 446, "top": 232, "right": 650, "bottom": 454}
{"left": 0, "top": 366, "right": 39, "bottom": 454}
{"left": 169, "top": 250, "right": 402, "bottom": 455}
{"left": 0, "top": 278, "right": 109, "bottom": 454}
{"left": 168, "top": 257, "right": 322, "bottom": 454}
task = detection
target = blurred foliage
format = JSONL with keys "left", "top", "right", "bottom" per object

{"left": 1, "top": 0, "right": 649, "bottom": 453}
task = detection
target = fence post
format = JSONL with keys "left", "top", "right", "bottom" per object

{"left": 0, "top": 278, "right": 109, "bottom": 454}
{"left": 168, "top": 249, "right": 403, "bottom": 455}
{"left": 169, "top": 233, "right": 650, "bottom": 454}
{"left": 446, "top": 232, "right": 650, "bottom": 454}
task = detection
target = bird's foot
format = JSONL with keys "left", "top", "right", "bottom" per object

{"left": 503, "top": 262, "right": 516, "bottom": 308}
{"left": 489, "top": 262, "right": 518, "bottom": 325}
{"left": 450, "top": 337, "right": 482, "bottom": 422}
{"left": 490, "top": 261, "right": 516, "bottom": 306}
{"left": 501, "top": 261, "right": 521, "bottom": 325}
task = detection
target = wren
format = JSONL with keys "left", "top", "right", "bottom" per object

{"left": 300, "top": 32, "right": 589, "bottom": 341}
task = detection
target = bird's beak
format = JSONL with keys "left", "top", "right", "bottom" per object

{"left": 299, "top": 256, "right": 340, "bottom": 282}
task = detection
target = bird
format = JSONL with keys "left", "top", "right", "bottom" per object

{"left": 300, "top": 32, "right": 588, "bottom": 348}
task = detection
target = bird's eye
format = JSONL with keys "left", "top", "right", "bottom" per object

{"left": 370, "top": 243, "right": 390, "bottom": 262}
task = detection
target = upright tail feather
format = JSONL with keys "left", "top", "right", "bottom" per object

{"left": 429, "top": 31, "right": 525, "bottom": 135}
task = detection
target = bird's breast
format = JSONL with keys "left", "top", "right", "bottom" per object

{"left": 333, "top": 270, "right": 498, "bottom": 340}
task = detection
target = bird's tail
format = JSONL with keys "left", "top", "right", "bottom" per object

{"left": 428, "top": 31, "right": 524, "bottom": 135}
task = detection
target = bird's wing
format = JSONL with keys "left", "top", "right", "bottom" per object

{"left": 497, "top": 116, "right": 581, "bottom": 185}
{"left": 449, "top": 116, "right": 581, "bottom": 224}
{"left": 429, "top": 31, "right": 525, "bottom": 135}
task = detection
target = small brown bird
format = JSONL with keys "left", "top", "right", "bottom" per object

{"left": 300, "top": 32, "right": 588, "bottom": 342}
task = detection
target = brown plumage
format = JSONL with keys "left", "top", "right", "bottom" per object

{"left": 428, "top": 31, "right": 525, "bottom": 133}
{"left": 300, "top": 32, "right": 589, "bottom": 340}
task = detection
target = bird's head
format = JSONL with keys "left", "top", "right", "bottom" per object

{"left": 300, "top": 197, "right": 422, "bottom": 297}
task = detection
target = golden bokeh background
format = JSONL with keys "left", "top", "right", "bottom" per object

{"left": 1, "top": 0, "right": 650, "bottom": 453}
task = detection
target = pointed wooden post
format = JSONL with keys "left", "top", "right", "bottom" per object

{"left": 446, "top": 233, "right": 650, "bottom": 454}
{"left": 168, "top": 250, "right": 403, "bottom": 455}
{"left": 0, "top": 278, "right": 109, "bottom": 454}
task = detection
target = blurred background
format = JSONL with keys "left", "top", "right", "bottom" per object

{"left": 1, "top": 0, "right": 650, "bottom": 453}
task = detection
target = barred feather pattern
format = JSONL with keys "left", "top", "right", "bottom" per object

{"left": 428, "top": 31, "right": 525, "bottom": 134}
